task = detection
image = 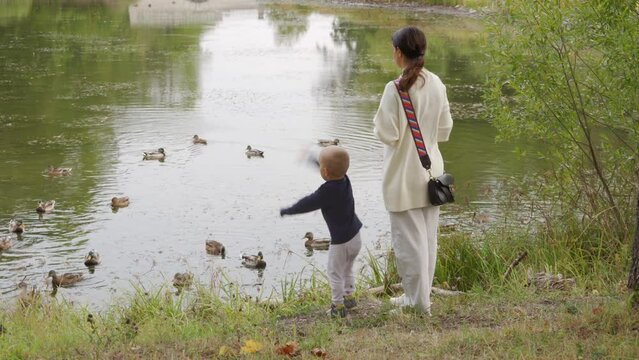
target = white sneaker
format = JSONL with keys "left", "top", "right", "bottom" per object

{"left": 389, "top": 294, "right": 406, "bottom": 307}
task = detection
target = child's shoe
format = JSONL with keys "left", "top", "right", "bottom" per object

{"left": 330, "top": 303, "right": 347, "bottom": 318}
{"left": 343, "top": 295, "right": 357, "bottom": 309}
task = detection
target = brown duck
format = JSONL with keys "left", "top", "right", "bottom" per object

{"left": 84, "top": 250, "right": 101, "bottom": 267}
{"left": 48, "top": 270, "right": 83, "bottom": 289}
{"left": 205, "top": 240, "right": 226, "bottom": 257}
{"left": 111, "top": 196, "right": 130, "bottom": 208}
{"left": 192, "top": 135, "right": 208, "bottom": 145}
{"left": 0, "top": 237, "right": 12, "bottom": 251}
{"left": 303, "top": 232, "right": 330, "bottom": 251}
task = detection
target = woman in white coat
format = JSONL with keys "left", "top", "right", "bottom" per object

{"left": 373, "top": 26, "right": 453, "bottom": 314}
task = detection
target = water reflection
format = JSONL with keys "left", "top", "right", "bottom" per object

{"left": 0, "top": 0, "right": 32, "bottom": 26}
{"left": 0, "top": 2, "right": 536, "bottom": 309}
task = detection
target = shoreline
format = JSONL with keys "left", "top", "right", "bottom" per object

{"left": 275, "top": 0, "right": 488, "bottom": 17}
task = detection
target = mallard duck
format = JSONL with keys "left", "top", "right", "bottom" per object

{"left": 17, "top": 281, "right": 40, "bottom": 308}
{"left": 0, "top": 237, "right": 12, "bottom": 251}
{"left": 318, "top": 138, "right": 340, "bottom": 147}
{"left": 9, "top": 219, "right": 25, "bottom": 234}
{"left": 36, "top": 200, "right": 56, "bottom": 214}
{"left": 245, "top": 145, "right": 264, "bottom": 157}
{"left": 84, "top": 250, "right": 101, "bottom": 267}
{"left": 143, "top": 148, "right": 166, "bottom": 160}
{"left": 173, "top": 272, "right": 193, "bottom": 289}
{"left": 192, "top": 135, "right": 207, "bottom": 145}
{"left": 111, "top": 196, "right": 130, "bottom": 208}
{"left": 205, "top": 240, "right": 225, "bottom": 257}
{"left": 47, "top": 166, "right": 72, "bottom": 176}
{"left": 48, "top": 270, "right": 83, "bottom": 289}
{"left": 303, "top": 232, "right": 330, "bottom": 250}
{"left": 242, "top": 251, "right": 266, "bottom": 269}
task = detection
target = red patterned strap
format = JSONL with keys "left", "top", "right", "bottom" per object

{"left": 393, "top": 79, "right": 432, "bottom": 170}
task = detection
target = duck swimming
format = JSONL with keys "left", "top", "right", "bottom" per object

{"left": 47, "top": 166, "right": 72, "bottom": 176}
{"left": 205, "top": 240, "right": 225, "bottom": 257}
{"left": 48, "top": 270, "right": 83, "bottom": 289}
{"left": 317, "top": 138, "right": 340, "bottom": 147}
{"left": 192, "top": 135, "right": 207, "bottom": 145}
{"left": 111, "top": 196, "right": 130, "bottom": 208}
{"left": 0, "top": 237, "right": 13, "bottom": 251}
{"left": 242, "top": 251, "right": 266, "bottom": 269}
{"left": 36, "top": 200, "right": 55, "bottom": 214}
{"left": 143, "top": 148, "right": 166, "bottom": 160}
{"left": 84, "top": 250, "right": 101, "bottom": 267}
{"left": 303, "top": 232, "right": 330, "bottom": 251}
{"left": 9, "top": 219, "right": 25, "bottom": 234}
{"left": 245, "top": 145, "right": 264, "bottom": 157}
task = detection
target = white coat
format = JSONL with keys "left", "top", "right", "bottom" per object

{"left": 373, "top": 69, "right": 453, "bottom": 212}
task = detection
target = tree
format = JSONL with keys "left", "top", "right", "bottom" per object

{"left": 485, "top": 0, "right": 639, "bottom": 290}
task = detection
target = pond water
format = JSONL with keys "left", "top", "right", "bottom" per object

{"left": 0, "top": 0, "right": 537, "bottom": 308}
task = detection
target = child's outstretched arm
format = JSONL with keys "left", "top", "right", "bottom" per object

{"left": 280, "top": 188, "right": 327, "bottom": 216}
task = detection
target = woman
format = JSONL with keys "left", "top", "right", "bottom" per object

{"left": 373, "top": 26, "right": 453, "bottom": 314}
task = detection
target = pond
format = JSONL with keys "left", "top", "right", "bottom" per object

{"left": 0, "top": 0, "right": 537, "bottom": 308}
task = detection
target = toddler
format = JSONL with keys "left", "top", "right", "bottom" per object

{"left": 280, "top": 146, "right": 362, "bottom": 318}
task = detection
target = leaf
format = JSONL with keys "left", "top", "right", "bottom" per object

{"left": 592, "top": 307, "right": 603, "bottom": 315}
{"left": 218, "top": 345, "right": 232, "bottom": 356}
{"left": 276, "top": 341, "right": 300, "bottom": 357}
{"left": 311, "top": 348, "right": 328, "bottom": 358}
{"left": 240, "top": 339, "right": 264, "bottom": 354}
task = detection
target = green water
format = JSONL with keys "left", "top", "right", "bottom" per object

{"left": 0, "top": 0, "right": 536, "bottom": 307}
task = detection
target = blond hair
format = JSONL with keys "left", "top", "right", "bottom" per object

{"left": 320, "top": 146, "right": 349, "bottom": 179}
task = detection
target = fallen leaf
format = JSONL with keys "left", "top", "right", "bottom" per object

{"left": 592, "top": 307, "right": 603, "bottom": 315}
{"left": 276, "top": 341, "right": 300, "bottom": 357}
{"left": 219, "top": 345, "right": 232, "bottom": 356}
{"left": 311, "top": 348, "right": 327, "bottom": 358}
{"left": 240, "top": 339, "right": 264, "bottom": 354}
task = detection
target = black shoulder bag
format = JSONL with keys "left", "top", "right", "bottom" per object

{"left": 393, "top": 79, "right": 455, "bottom": 206}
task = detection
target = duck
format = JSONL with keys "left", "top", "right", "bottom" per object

{"left": 47, "top": 166, "right": 72, "bottom": 176}
{"left": 36, "top": 200, "right": 56, "bottom": 214}
{"left": 192, "top": 135, "right": 207, "bottom": 145}
{"left": 173, "top": 272, "right": 193, "bottom": 289}
{"left": 0, "top": 237, "right": 13, "bottom": 251}
{"left": 303, "top": 232, "right": 330, "bottom": 250}
{"left": 17, "top": 280, "right": 40, "bottom": 308}
{"left": 472, "top": 211, "right": 491, "bottom": 224}
{"left": 48, "top": 270, "right": 83, "bottom": 289}
{"left": 111, "top": 196, "right": 130, "bottom": 208}
{"left": 143, "top": 148, "right": 166, "bottom": 160}
{"left": 242, "top": 251, "right": 266, "bottom": 269}
{"left": 205, "top": 240, "right": 226, "bottom": 257}
{"left": 9, "top": 219, "right": 25, "bottom": 234}
{"left": 245, "top": 145, "right": 264, "bottom": 157}
{"left": 317, "top": 138, "right": 340, "bottom": 147}
{"left": 84, "top": 250, "right": 101, "bottom": 267}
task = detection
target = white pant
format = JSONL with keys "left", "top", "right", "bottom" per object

{"left": 390, "top": 206, "right": 439, "bottom": 313}
{"left": 327, "top": 232, "right": 362, "bottom": 305}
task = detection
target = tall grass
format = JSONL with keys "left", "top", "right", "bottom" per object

{"left": 363, "top": 219, "right": 628, "bottom": 294}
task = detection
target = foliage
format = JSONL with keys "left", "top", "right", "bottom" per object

{"left": 485, "top": 0, "right": 639, "bottom": 239}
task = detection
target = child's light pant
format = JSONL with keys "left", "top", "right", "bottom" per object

{"left": 389, "top": 206, "right": 439, "bottom": 313}
{"left": 327, "top": 232, "right": 362, "bottom": 305}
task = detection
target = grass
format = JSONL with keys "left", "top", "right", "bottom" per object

{"left": 1, "top": 223, "right": 637, "bottom": 359}
{"left": 2, "top": 285, "right": 637, "bottom": 359}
